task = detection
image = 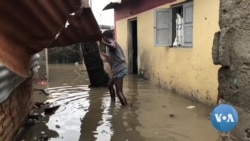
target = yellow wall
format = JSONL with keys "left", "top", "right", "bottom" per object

{"left": 116, "top": 0, "right": 220, "bottom": 106}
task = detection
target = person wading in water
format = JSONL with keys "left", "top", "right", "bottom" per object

{"left": 100, "top": 30, "right": 128, "bottom": 106}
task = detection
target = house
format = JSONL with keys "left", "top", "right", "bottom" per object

{"left": 104, "top": 0, "right": 220, "bottom": 105}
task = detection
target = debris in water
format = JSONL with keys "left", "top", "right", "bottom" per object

{"left": 34, "top": 102, "right": 46, "bottom": 108}
{"left": 25, "top": 119, "right": 37, "bottom": 126}
{"left": 186, "top": 105, "right": 196, "bottom": 109}
{"left": 25, "top": 113, "right": 44, "bottom": 126}
{"left": 44, "top": 105, "right": 60, "bottom": 115}
{"left": 28, "top": 113, "right": 43, "bottom": 120}
{"left": 169, "top": 114, "right": 175, "bottom": 118}
{"left": 33, "top": 88, "right": 50, "bottom": 95}
{"left": 37, "top": 81, "right": 48, "bottom": 85}
{"left": 39, "top": 134, "right": 49, "bottom": 141}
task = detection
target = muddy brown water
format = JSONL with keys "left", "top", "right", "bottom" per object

{"left": 15, "top": 64, "right": 220, "bottom": 141}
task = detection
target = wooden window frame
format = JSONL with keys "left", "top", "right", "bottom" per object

{"left": 154, "top": 1, "right": 193, "bottom": 48}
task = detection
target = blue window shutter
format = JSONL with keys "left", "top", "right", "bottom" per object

{"left": 154, "top": 9, "right": 172, "bottom": 47}
{"left": 183, "top": 1, "right": 193, "bottom": 47}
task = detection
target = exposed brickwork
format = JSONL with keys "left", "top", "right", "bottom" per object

{"left": 0, "top": 78, "right": 33, "bottom": 141}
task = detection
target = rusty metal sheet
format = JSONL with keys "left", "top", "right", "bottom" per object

{"left": 0, "top": 54, "right": 40, "bottom": 103}
{"left": 0, "top": 0, "right": 102, "bottom": 77}
{"left": 103, "top": 2, "right": 121, "bottom": 10}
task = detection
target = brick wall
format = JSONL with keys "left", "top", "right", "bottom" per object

{"left": 0, "top": 77, "right": 33, "bottom": 141}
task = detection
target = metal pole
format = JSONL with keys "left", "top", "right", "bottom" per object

{"left": 89, "top": 0, "right": 92, "bottom": 8}
{"left": 45, "top": 48, "right": 49, "bottom": 81}
{"left": 78, "top": 44, "right": 84, "bottom": 64}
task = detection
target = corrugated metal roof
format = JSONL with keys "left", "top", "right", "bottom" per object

{"left": 0, "top": 54, "right": 40, "bottom": 103}
{"left": 0, "top": 65, "right": 26, "bottom": 103}
{"left": 0, "top": 0, "right": 102, "bottom": 77}
{"left": 103, "top": 2, "right": 121, "bottom": 10}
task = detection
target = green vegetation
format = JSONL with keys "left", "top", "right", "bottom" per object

{"left": 48, "top": 44, "right": 83, "bottom": 64}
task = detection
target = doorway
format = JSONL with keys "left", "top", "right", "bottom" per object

{"left": 128, "top": 19, "right": 138, "bottom": 74}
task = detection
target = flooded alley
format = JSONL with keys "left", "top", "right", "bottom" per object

{"left": 16, "top": 64, "right": 220, "bottom": 141}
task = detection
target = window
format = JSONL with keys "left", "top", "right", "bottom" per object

{"left": 154, "top": 1, "right": 193, "bottom": 47}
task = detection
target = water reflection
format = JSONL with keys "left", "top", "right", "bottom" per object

{"left": 79, "top": 88, "right": 108, "bottom": 141}
{"left": 15, "top": 64, "right": 220, "bottom": 141}
{"left": 14, "top": 108, "right": 59, "bottom": 141}
{"left": 109, "top": 75, "right": 145, "bottom": 141}
{"left": 45, "top": 85, "right": 90, "bottom": 141}
{"left": 79, "top": 75, "right": 146, "bottom": 141}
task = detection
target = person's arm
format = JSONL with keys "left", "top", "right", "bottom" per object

{"left": 101, "top": 38, "right": 116, "bottom": 50}
{"left": 100, "top": 52, "right": 110, "bottom": 63}
{"left": 101, "top": 52, "right": 109, "bottom": 58}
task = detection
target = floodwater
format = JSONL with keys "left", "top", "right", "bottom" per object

{"left": 16, "top": 64, "right": 220, "bottom": 141}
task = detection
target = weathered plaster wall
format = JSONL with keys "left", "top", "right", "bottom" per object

{"left": 214, "top": 0, "right": 250, "bottom": 109}
{"left": 212, "top": 0, "right": 250, "bottom": 140}
{"left": 116, "top": 0, "right": 220, "bottom": 105}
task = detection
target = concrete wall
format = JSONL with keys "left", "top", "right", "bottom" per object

{"left": 213, "top": 0, "right": 250, "bottom": 140}
{"left": 0, "top": 78, "right": 33, "bottom": 141}
{"left": 38, "top": 49, "right": 49, "bottom": 81}
{"left": 115, "top": 0, "right": 220, "bottom": 105}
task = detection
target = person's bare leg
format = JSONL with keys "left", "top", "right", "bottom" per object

{"left": 108, "top": 77, "right": 116, "bottom": 102}
{"left": 114, "top": 78, "right": 128, "bottom": 106}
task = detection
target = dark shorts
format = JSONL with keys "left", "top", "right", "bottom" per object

{"left": 113, "top": 69, "right": 127, "bottom": 79}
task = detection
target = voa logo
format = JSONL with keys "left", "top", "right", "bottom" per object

{"left": 210, "top": 104, "right": 238, "bottom": 132}
{"left": 214, "top": 113, "right": 235, "bottom": 123}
